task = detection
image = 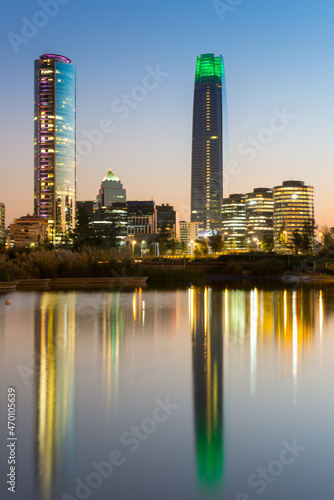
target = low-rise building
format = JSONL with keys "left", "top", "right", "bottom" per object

{"left": 127, "top": 201, "right": 157, "bottom": 235}
{"left": 180, "top": 221, "right": 200, "bottom": 253}
{"left": 10, "top": 215, "right": 49, "bottom": 247}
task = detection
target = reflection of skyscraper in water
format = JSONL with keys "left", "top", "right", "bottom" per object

{"left": 34, "top": 293, "right": 76, "bottom": 500}
{"left": 190, "top": 287, "right": 224, "bottom": 489}
{"left": 98, "top": 293, "right": 125, "bottom": 412}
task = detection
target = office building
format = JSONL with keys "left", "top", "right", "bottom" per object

{"left": 180, "top": 221, "right": 200, "bottom": 253}
{"left": 96, "top": 169, "right": 126, "bottom": 208}
{"left": 76, "top": 201, "right": 94, "bottom": 218}
{"left": 127, "top": 201, "right": 157, "bottom": 235}
{"left": 156, "top": 203, "right": 180, "bottom": 238}
{"left": 0, "top": 203, "right": 5, "bottom": 243}
{"left": 245, "top": 188, "right": 273, "bottom": 245}
{"left": 191, "top": 53, "right": 228, "bottom": 231}
{"left": 10, "top": 215, "right": 49, "bottom": 247}
{"left": 34, "top": 53, "right": 76, "bottom": 244}
{"left": 222, "top": 194, "right": 246, "bottom": 250}
{"left": 90, "top": 203, "right": 128, "bottom": 245}
{"left": 273, "top": 180, "right": 314, "bottom": 252}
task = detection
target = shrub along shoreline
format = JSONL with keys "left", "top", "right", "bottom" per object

{"left": 0, "top": 247, "right": 137, "bottom": 281}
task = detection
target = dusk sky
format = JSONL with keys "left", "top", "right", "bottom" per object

{"left": 1, "top": 0, "right": 334, "bottom": 228}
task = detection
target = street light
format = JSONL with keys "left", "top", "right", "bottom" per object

{"left": 253, "top": 237, "right": 260, "bottom": 251}
{"left": 318, "top": 233, "right": 324, "bottom": 246}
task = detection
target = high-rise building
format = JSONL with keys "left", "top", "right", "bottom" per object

{"left": 245, "top": 188, "right": 273, "bottom": 244}
{"left": 222, "top": 194, "right": 246, "bottom": 250}
{"left": 96, "top": 169, "right": 126, "bottom": 208}
{"left": 0, "top": 203, "right": 5, "bottom": 243}
{"left": 191, "top": 53, "right": 228, "bottom": 231}
{"left": 273, "top": 180, "right": 314, "bottom": 252}
{"left": 34, "top": 54, "right": 76, "bottom": 244}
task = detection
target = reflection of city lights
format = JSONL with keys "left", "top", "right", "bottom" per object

{"left": 292, "top": 291, "right": 298, "bottom": 399}
{"left": 224, "top": 288, "right": 228, "bottom": 333}
{"left": 319, "top": 290, "right": 323, "bottom": 366}
{"left": 250, "top": 288, "right": 258, "bottom": 395}
{"left": 132, "top": 289, "right": 137, "bottom": 321}
{"left": 36, "top": 294, "right": 76, "bottom": 500}
{"left": 189, "top": 287, "right": 194, "bottom": 332}
{"left": 284, "top": 290, "right": 287, "bottom": 333}
{"left": 142, "top": 300, "right": 145, "bottom": 326}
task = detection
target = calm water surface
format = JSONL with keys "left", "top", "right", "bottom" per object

{"left": 1, "top": 284, "right": 334, "bottom": 500}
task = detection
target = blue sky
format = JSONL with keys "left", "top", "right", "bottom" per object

{"left": 1, "top": 0, "right": 334, "bottom": 227}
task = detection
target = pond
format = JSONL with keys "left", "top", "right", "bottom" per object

{"left": 0, "top": 283, "right": 333, "bottom": 500}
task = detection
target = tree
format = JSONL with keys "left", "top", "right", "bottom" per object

{"left": 158, "top": 225, "right": 169, "bottom": 255}
{"left": 302, "top": 219, "right": 317, "bottom": 255}
{"left": 159, "top": 238, "right": 166, "bottom": 255}
{"left": 292, "top": 219, "right": 317, "bottom": 255}
{"left": 195, "top": 239, "right": 209, "bottom": 256}
{"left": 292, "top": 230, "right": 304, "bottom": 255}
{"left": 180, "top": 240, "right": 187, "bottom": 255}
{"left": 278, "top": 225, "right": 288, "bottom": 253}
{"left": 170, "top": 238, "right": 178, "bottom": 255}
{"left": 261, "top": 235, "right": 274, "bottom": 253}
{"left": 208, "top": 233, "right": 223, "bottom": 253}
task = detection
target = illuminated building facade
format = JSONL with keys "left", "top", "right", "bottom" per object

{"left": 180, "top": 221, "right": 200, "bottom": 253}
{"left": 34, "top": 54, "right": 76, "bottom": 244}
{"left": 273, "top": 180, "right": 314, "bottom": 252}
{"left": 245, "top": 188, "right": 273, "bottom": 244}
{"left": 127, "top": 201, "right": 157, "bottom": 235}
{"left": 222, "top": 194, "right": 246, "bottom": 250}
{"left": 96, "top": 169, "right": 126, "bottom": 208}
{"left": 191, "top": 53, "right": 228, "bottom": 231}
{"left": 0, "top": 203, "right": 5, "bottom": 242}
{"left": 10, "top": 214, "right": 49, "bottom": 247}
{"left": 90, "top": 203, "right": 128, "bottom": 244}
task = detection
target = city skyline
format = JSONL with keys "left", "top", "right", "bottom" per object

{"left": 1, "top": 0, "right": 333, "bottom": 229}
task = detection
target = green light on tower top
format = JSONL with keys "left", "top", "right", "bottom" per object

{"left": 195, "top": 53, "right": 225, "bottom": 83}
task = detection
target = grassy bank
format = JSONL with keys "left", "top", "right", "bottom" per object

{"left": 1, "top": 248, "right": 137, "bottom": 280}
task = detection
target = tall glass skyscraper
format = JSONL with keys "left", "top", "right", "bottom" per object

{"left": 191, "top": 53, "right": 228, "bottom": 231}
{"left": 34, "top": 54, "right": 76, "bottom": 244}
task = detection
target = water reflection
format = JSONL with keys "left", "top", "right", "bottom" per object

{"left": 221, "top": 287, "right": 315, "bottom": 397}
{"left": 99, "top": 293, "right": 124, "bottom": 412}
{"left": 29, "top": 284, "right": 328, "bottom": 500}
{"left": 34, "top": 293, "right": 76, "bottom": 500}
{"left": 190, "top": 287, "right": 224, "bottom": 490}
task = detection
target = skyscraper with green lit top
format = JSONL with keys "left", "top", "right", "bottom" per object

{"left": 191, "top": 54, "right": 228, "bottom": 231}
